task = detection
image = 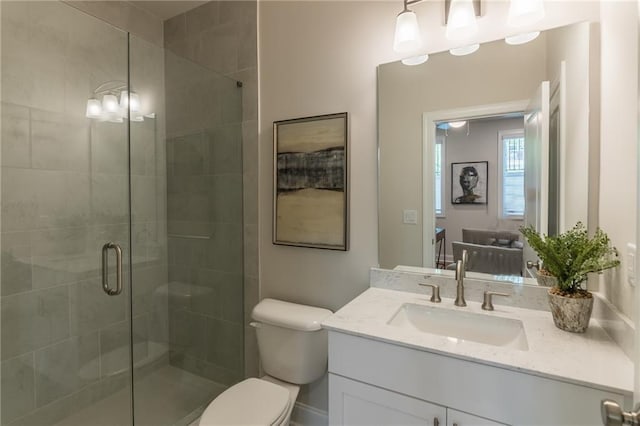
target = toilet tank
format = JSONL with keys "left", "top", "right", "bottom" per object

{"left": 251, "top": 298, "right": 333, "bottom": 385}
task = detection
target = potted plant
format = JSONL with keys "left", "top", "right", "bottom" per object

{"left": 520, "top": 222, "right": 620, "bottom": 333}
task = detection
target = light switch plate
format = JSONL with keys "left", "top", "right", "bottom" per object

{"left": 627, "top": 243, "right": 636, "bottom": 287}
{"left": 403, "top": 209, "right": 418, "bottom": 225}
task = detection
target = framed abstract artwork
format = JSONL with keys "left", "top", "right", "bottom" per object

{"left": 273, "top": 112, "right": 349, "bottom": 250}
{"left": 451, "top": 161, "right": 488, "bottom": 205}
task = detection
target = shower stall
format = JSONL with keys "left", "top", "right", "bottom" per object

{"left": 1, "top": 2, "right": 245, "bottom": 425}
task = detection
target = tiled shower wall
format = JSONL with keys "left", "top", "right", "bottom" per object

{"left": 0, "top": 2, "right": 168, "bottom": 425}
{"left": 164, "top": 1, "right": 259, "bottom": 379}
{"left": 164, "top": 50, "right": 245, "bottom": 386}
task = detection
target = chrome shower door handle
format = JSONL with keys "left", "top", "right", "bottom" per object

{"left": 102, "top": 242, "right": 123, "bottom": 296}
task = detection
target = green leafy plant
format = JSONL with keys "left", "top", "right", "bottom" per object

{"left": 520, "top": 222, "right": 620, "bottom": 292}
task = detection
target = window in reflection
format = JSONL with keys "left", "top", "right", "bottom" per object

{"left": 500, "top": 130, "right": 525, "bottom": 218}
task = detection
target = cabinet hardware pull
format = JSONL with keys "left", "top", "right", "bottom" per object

{"left": 433, "top": 417, "right": 439, "bottom": 426}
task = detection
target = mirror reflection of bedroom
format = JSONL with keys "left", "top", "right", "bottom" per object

{"left": 434, "top": 114, "right": 529, "bottom": 277}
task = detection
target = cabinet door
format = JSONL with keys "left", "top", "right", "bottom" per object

{"left": 329, "top": 374, "right": 446, "bottom": 426}
{"left": 447, "top": 409, "right": 507, "bottom": 426}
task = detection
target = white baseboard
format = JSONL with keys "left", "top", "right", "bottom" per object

{"left": 291, "top": 402, "right": 328, "bottom": 426}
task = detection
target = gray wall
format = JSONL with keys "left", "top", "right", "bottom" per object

{"left": 64, "top": 0, "right": 163, "bottom": 46}
{"left": 163, "top": 0, "right": 259, "bottom": 379}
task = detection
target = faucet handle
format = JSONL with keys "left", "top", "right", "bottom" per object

{"left": 526, "top": 260, "right": 541, "bottom": 270}
{"left": 482, "top": 291, "right": 510, "bottom": 311}
{"left": 419, "top": 283, "right": 441, "bottom": 303}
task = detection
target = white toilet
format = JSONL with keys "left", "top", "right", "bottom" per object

{"left": 199, "top": 298, "right": 333, "bottom": 426}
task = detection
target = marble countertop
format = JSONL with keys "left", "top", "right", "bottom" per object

{"left": 322, "top": 287, "right": 633, "bottom": 395}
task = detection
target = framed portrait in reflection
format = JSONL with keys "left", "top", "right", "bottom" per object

{"left": 273, "top": 112, "right": 349, "bottom": 250}
{"left": 451, "top": 161, "right": 488, "bottom": 205}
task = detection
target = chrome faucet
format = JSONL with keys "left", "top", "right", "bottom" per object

{"left": 454, "top": 250, "right": 468, "bottom": 307}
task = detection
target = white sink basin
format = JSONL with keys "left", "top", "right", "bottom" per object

{"left": 388, "top": 303, "right": 529, "bottom": 351}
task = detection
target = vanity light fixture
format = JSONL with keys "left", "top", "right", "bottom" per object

{"left": 393, "top": 0, "right": 545, "bottom": 65}
{"left": 445, "top": 0, "right": 479, "bottom": 42}
{"left": 393, "top": 0, "right": 423, "bottom": 54}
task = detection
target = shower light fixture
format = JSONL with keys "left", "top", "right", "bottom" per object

{"left": 86, "top": 81, "right": 153, "bottom": 122}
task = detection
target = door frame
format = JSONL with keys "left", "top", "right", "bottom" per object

{"left": 422, "top": 100, "right": 528, "bottom": 268}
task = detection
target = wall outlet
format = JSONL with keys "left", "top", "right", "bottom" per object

{"left": 403, "top": 209, "right": 418, "bottom": 225}
{"left": 627, "top": 243, "right": 636, "bottom": 287}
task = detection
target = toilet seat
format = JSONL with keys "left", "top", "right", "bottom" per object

{"left": 199, "top": 378, "right": 291, "bottom": 426}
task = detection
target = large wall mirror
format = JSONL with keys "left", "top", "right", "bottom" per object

{"left": 378, "top": 21, "right": 598, "bottom": 285}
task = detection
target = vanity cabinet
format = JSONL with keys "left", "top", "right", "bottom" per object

{"left": 327, "top": 331, "right": 628, "bottom": 426}
{"left": 330, "top": 374, "right": 505, "bottom": 426}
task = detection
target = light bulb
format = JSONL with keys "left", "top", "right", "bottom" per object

{"left": 85, "top": 99, "right": 102, "bottom": 119}
{"left": 446, "top": 0, "right": 478, "bottom": 41}
{"left": 103, "top": 94, "right": 119, "bottom": 113}
{"left": 129, "top": 92, "right": 140, "bottom": 112}
{"left": 448, "top": 121, "right": 467, "bottom": 128}
{"left": 120, "top": 90, "right": 140, "bottom": 112}
{"left": 505, "top": 31, "right": 540, "bottom": 45}
{"left": 449, "top": 44, "right": 480, "bottom": 56}
{"left": 393, "top": 10, "right": 422, "bottom": 54}
{"left": 401, "top": 54, "right": 429, "bottom": 66}
{"left": 507, "top": 0, "right": 545, "bottom": 27}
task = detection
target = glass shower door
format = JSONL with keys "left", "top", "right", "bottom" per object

{"left": 128, "top": 38, "right": 245, "bottom": 426}
{"left": 1, "top": 2, "right": 134, "bottom": 425}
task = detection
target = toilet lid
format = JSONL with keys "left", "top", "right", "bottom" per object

{"left": 200, "top": 378, "right": 291, "bottom": 426}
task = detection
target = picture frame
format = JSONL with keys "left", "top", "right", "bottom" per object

{"left": 273, "top": 112, "right": 349, "bottom": 250}
{"left": 451, "top": 161, "right": 488, "bottom": 205}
